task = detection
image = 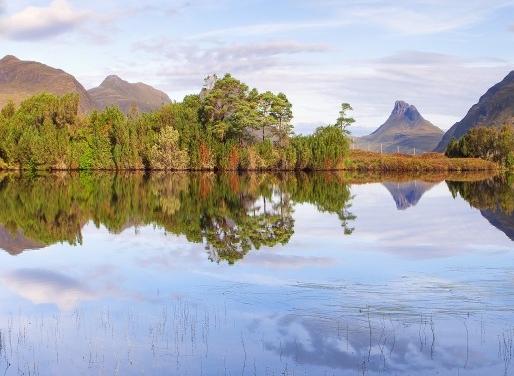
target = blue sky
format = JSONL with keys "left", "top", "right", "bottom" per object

{"left": 1, "top": 0, "right": 514, "bottom": 135}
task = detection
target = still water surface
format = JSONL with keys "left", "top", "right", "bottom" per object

{"left": 0, "top": 172, "right": 512, "bottom": 375}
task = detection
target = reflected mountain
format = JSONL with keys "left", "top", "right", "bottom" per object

{"left": 0, "top": 172, "right": 355, "bottom": 263}
{"left": 0, "top": 224, "right": 44, "bottom": 256}
{"left": 481, "top": 210, "right": 514, "bottom": 241}
{"left": 446, "top": 175, "right": 514, "bottom": 241}
{"left": 382, "top": 180, "right": 437, "bottom": 210}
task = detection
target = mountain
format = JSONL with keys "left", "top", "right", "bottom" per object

{"left": 0, "top": 55, "right": 96, "bottom": 113}
{"left": 88, "top": 75, "right": 172, "bottom": 113}
{"left": 383, "top": 180, "right": 436, "bottom": 210}
{"left": 354, "top": 101, "right": 444, "bottom": 154}
{"left": 435, "top": 71, "right": 514, "bottom": 152}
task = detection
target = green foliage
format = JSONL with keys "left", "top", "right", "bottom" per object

{"left": 271, "top": 92, "right": 294, "bottom": 148}
{"left": 200, "top": 73, "right": 252, "bottom": 143}
{"left": 150, "top": 125, "right": 189, "bottom": 170}
{"left": 257, "top": 139, "right": 278, "bottom": 169}
{"left": 0, "top": 79, "right": 356, "bottom": 172}
{"left": 83, "top": 109, "right": 116, "bottom": 169}
{"left": 254, "top": 91, "right": 293, "bottom": 145}
{"left": 310, "top": 126, "right": 349, "bottom": 169}
{"left": 335, "top": 102, "right": 355, "bottom": 134}
{"left": 166, "top": 95, "right": 204, "bottom": 169}
{"left": 446, "top": 174, "right": 514, "bottom": 214}
{"left": 279, "top": 145, "right": 297, "bottom": 170}
{"left": 0, "top": 93, "right": 79, "bottom": 169}
{"left": 445, "top": 125, "right": 514, "bottom": 167}
{"left": 291, "top": 135, "right": 313, "bottom": 170}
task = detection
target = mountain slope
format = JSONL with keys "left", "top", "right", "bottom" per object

{"left": 0, "top": 55, "right": 96, "bottom": 113}
{"left": 88, "top": 75, "right": 172, "bottom": 113}
{"left": 354, "top": 101, "right": 444, "bottom": 154}
{"left": 434, "top": 71, "right": 514, "bottom": 152}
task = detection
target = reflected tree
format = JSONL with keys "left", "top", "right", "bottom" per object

{"left": 289, "top": 172, "right": 356, "bottom": 235}
{"left": 0, "top": 171, "right": 357, "bottom": 262}
{"left": 447, "top": 174, "right": 514, "bottom": 241}
{"left": 446, "top": 174, "right": 514, "bottom": 214}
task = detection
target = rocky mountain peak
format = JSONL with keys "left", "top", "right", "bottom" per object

{"left": 100, "top": 74, "right": 131, "bottom": 90}
{"left": 392, "top": 100, "right": 409, "bottom": 115}
{"left": 354, "top": 100, "right": 443, "bottom": 153}
{"left": 100, "top": 75, "right": 128, "bottom": 88}
{"left": 391, "top": 100, "right": 422, "bottom": 122}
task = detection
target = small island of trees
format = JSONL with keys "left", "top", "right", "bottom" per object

{"left": 0, "top": 72, "right": 508, "bottom": 172}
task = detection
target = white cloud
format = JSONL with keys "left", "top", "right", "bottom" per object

{"left": 127, "top": 38, "right": 329, "bottom": 97}
{"left": 299, "top": 0, "right": 514, "bottom": 35}
{"left": 1, "top": 0, "right": 91, "bottom": 41}
{"left": 190, "top": 19, "right": 349, "bottom": 40}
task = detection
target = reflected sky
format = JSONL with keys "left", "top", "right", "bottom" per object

{"left": 0, "top": 179, "right": 513, "bottom": 375}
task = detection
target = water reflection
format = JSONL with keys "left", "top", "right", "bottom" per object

{"left": 0, "top": 224, "right": 43, "bottom": 255}
{"left": 0, "top": 172, "right": 355, "bottom": 262}
{"left": 447, "top": 175, "right": 514, "bottom": 241}
{"left": 383, "top": 180, "right": 436, "bottom": 210}
{"left": 1, "top": 268, "right": 95, "bottom": 310}
{"left": 0, "top": 171, "right": 512, "bottom": 375}
{"left": 0, "top": 171, "right": 513, "bottom": 259}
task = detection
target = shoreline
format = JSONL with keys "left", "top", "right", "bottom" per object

{"left": 0, "top": 150, "right": 499, "bottom": 172}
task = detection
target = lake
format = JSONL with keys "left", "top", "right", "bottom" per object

{"left": 0, "top": 171, "right": 512, "bottom": 376}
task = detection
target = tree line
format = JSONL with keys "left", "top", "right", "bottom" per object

{"left": 445, "top": 125, "right": 514, "bottom": 168}
{"left": 0, "top": 73, "right": 354, "bottom": 171}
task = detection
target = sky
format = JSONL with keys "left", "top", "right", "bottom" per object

{"left": 0, "top": 0, "right": 514, "bottom": 136}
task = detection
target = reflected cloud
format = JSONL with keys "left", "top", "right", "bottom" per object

{"left": 255, "top": 310, "right": 500, "bottom": 374}
{"left": 0, "top": 268, "right": 97, "bottom": 311}
{"left": 243, "top": 252, "right": 334, "bottom": 270}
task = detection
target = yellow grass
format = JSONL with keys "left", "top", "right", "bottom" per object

{"left": 345, "top": 150, "right": 498, "bottom": 172}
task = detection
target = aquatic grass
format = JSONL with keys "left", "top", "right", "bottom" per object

{"left": 0, "top": 290, "right": 512, "bottom": 375}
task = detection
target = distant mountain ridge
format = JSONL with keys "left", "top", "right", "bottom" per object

{"left": 435, "top": 71, "right": 514, "bottom": 152}
{"left": 0, "top": 55, "right": 96, "bottom": 113}
{"left": 354, "top": 101, "right": 444, "bottom": 153}
{"left": 88, "top": 75, "right": 172, "bottom": 113}
{"left": 0, "top": 55, "right": 171, "bottom": 114}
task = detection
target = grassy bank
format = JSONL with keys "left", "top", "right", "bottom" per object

{"left": 345, "top": 150, "right": 498, "bottom": 172}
